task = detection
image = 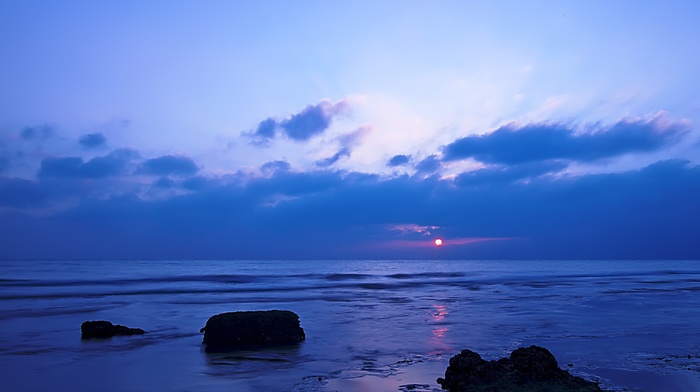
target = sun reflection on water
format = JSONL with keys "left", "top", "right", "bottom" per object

{"left": 429, "top": 304, "right": 451, "bottom": 354}
{"left": 431, "top": 304, "right": 448, "bottom": 321}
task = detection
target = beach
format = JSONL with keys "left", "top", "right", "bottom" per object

{"left": 1, "top": 259, "right": 699, "bottom": 391}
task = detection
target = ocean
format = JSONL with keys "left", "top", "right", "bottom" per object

{"left": 0, "top": 259, "right": 699, "bottom": 391}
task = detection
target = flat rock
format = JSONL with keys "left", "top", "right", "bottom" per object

{"left": 81, "top": 320, "right": 145, "bottom": 339}
{"left": 200, "top": 310, "right": 305, "bottom": 349}
{"left": 437, "top": 345, "right": 605, "bottom": 391}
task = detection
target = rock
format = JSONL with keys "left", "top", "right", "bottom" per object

{"left": 200, "top": 310, "right": 305, "bottom": 349}
{"left": 437, "top": 345, "right": 605, "bottom": 391}
{"left": 81, "top": 320, "right": 145, "bottom": 339}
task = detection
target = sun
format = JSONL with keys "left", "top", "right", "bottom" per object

{"left": 434, "top": 238, "right": 443, "bottom": 246}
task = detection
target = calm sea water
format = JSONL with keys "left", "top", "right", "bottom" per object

{"left": 1, "top": 259, "right": 699, "bottom": 392}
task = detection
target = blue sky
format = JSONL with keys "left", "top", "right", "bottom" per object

{"left": 1, "top": 1, "right": 699, "bottom": 259}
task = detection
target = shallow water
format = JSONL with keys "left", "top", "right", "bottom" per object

{"left": 1, "top": 259, "right": 699, "bottom": 391}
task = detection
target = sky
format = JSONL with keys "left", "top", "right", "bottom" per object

{"left": 1, "top": 1, "right": 700, "bottom": 260}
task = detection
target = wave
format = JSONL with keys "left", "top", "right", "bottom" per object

{"left": 2, "top": 271, "right": 699, "bottom": 302}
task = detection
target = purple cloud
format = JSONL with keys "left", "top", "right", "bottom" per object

{"left": 375, "top": 236, "right": 513, "bottom": 249}
{"left": 386, "top": 223, "right": 439, "bottom": 236}
{"left": 337, "top": 126, "right": 370, "bottom": 147}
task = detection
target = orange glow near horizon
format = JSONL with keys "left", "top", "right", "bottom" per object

{"left": 434, "top": 238, "right": 443, "bottom": 246}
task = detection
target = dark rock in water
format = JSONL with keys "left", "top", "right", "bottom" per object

{"left": 200, "top": 310, "right": 305, "bottom": 349}
{"left": 81, "top": 320, "right": 145, "bottom": 339}
{"left": 437, "top": 345, "right": 605, "bottom": 391}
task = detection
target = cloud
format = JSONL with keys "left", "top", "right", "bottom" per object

{"left": 441, "top": 237, "right": 515, "bottom": 246}
{"left": 443, "top": 117, "right": 687, "bottom": 165}
{"left": 375, "top": 237, "right": 513, "bottom": 249}
{"left": 0, "top": 177, "right": 46, "bottom": 208}
{"left": 248, "top": 99, "right": 349, "bottom": 144}
{"left": 282, "top": 100, "right": 348, "bottom": 141}
{"left": 251, "top": 118, "right": 277, "bottom": 142}
{"left": 247, "top": 168, "right": 351, "bottom": 198}
{"left": 337, "top": 126, "right": 371, "bottom": 147}
{"left": 261, "top": 160, "right": 292, "bottom": 175}
{"left": 79, "top": 133, "right": 107, "bottom": 149}
{"left": 153, "top": 177, "right": 176, "bottom": 189}
{"left": 0, "top": 156, "right": 8, "bottom": 174}
{"left": 2, "top": 158, "right": 699, "bottom": 259}
{"left": 182, "top": 175, "right": 210, "bottom": 191}
{"left": 415, "top": 155, "right": 441, "bottom": 174}
{"left": 38, "top": 157, "right": 83, "bottom": 178}
{"left": 37, "top": 148, "right": 138, "bottom": 179}
{"left": 386, "top": 223, "right": 439, "bottom": 236}
{"left": 281, "top": 103, "right": 333, "bottom": 141}
{"left": 2, "top": 104, "right": 699, "bottom": 262}
{"left": 387, "top": 154, "right": 410, "bottom": 167}
{"left": 315, "top": 126, "right": 370, "bottom": 168}
{"left": 455, "top": 161, "right": 568, "bottom": 187}
{"left": 19, "top": 125, "right": 53, "bottom": 141}
{"left": 315, "top": 147, "right": 350, "bottom": 168}
{"left": 138, "top": 155, "right": 199, "bottom": 176}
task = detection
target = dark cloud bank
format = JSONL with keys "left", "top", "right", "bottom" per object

{"left": 1, "top": 117, "right": 698, "bottom": 260}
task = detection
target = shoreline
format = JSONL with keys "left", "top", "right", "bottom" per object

{"left": 2, "top": 259, "right": 700, "bottom": 391}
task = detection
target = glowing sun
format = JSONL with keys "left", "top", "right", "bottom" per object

{"left": 434, "top": 238, "right": 443, "bottom": 246}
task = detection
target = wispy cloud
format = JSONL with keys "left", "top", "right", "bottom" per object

{"left": 386, "top": 223, "right": 440, "bottom": 236}
{"left": 315, "top": 147, "right": 350, "bottom": 168}
{"left": 375, "top": 237, "right": 516, "bottom": 248}
{"left": 314, "top": 125, "right": 371, "bottom": 168}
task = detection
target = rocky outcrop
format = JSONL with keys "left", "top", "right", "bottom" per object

{"left": 81, "top": 320, "right": 145, "bottom": 339}
{"left": 437, "top": 345, "right": 604, "bottom": 391}
{"left": 200, "top": 310, "right": 305, "bottom": 349}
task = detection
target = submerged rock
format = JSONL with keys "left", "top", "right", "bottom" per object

{"left": 81, "top": 320, "right": 145, "bottom": 339}
{"left": 200, "top": 310, "right": 305, "bottom": 349}
{"left": 437, "top": 345, "right": 604, "bottom": 391}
